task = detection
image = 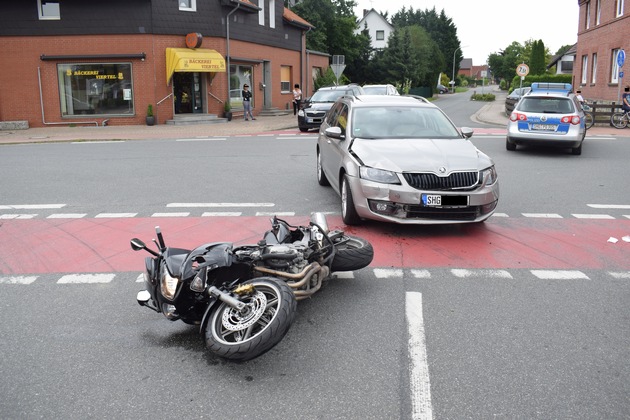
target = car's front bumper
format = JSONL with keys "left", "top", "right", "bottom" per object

{"left": 346, "top": 175, "right": 500, "bottom": 224}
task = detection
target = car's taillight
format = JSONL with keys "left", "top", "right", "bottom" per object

{"left": 560, "top": 115, "right": 581, "bottom": 125}
{"left": 510, "top": 112, "right": 527, "bottom": 122}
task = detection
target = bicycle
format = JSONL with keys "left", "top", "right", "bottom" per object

{"left": 610, "top": 109, "right": 629, "bottom": 129}
{"left": 582, "top": 103, "right": 595, "bottom": 129}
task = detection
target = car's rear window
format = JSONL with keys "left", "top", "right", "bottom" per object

{"left": 311, "top": 89, "right": 350, "bottom": 102}
{"left": 351, "top": 106, "right": 461, "bottom": 139}
{"left": 517, "top": 97, "right": 575, "bottom": 113}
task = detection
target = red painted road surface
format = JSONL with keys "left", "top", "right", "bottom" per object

{"left": 1, "top": 216, "right": 629, "bottom": 275}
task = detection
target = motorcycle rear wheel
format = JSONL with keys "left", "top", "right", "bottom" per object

{"left": 330, "top": 235, "right": 374, "bottom": 272}
{"left": 205, "top": 277, "right": 297, "bottom": 361}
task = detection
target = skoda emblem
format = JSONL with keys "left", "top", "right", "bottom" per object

{"left": 541, "top": 115, "right": 547, "bottom": 122}
{"left": 438, "top": 166, "right": 447, "bottom": 174}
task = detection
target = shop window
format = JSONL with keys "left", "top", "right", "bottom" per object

{"left": 280, "top": 66, "right": 291, "bottom": 93}
{"left": 179, "top": 0, "right": 196, "bottom": 12}
{"left": 229, "top": 64, "right": 253, "bottom": 109}
{"left": 38, "top": 0, "right": 60, "bottom": 20}
{"left": 57, "top": 63, "right": 134, "bottom": 117}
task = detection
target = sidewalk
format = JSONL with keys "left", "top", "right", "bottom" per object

{"left": 0, "top": 113, "right": 299, "bottom": 145}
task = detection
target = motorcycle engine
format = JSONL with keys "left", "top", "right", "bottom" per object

{"left": 263, "top": 243, "right": 308, "bottom": 273}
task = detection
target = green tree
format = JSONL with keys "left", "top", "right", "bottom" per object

{"left": 488, "top": 41, "right": 525, "bottom": 90}
{"left": 529, "top": 39, "right": 546, "bottom": 75}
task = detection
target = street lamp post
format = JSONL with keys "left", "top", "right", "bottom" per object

{"left": 451, "top": 45, "right": 467, "bottom": 93}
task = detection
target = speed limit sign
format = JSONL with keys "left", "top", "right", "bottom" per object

{"left": 516, "top": 64, "right": 530, "bottom": 77}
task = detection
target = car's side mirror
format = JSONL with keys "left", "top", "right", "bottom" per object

{"left": 325, "top": 126, "right": 345, "bottom": 140}
{"left": 460, "top": 127, "right": 474, "bottom": 139}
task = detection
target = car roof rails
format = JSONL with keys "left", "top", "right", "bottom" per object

{"left": 529, "top": 82, "right": 572, "bottom": 96}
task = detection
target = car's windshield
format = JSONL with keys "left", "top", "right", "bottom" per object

{"left": 351, "top": 106, "right": 461, "bottom": 139}
{"left": 311, "top": 89, "right": 350, "bottom": 102}
{"left": 517, "top": 97, "right": 575, "bottom": 113}
{"left": 362, "top": 86, "right": 387, "bottom": 95}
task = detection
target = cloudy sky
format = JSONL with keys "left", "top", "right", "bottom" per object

{"left": 354, "top": 0, "right": 579, "bottom": 64}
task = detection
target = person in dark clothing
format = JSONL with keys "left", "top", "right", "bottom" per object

{"left": 242, "top": 84, "right": 255, "bottom": 121}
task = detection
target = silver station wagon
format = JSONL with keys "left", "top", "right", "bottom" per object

{"left": 316, "top": 95, "right": 500, "bottom": 225}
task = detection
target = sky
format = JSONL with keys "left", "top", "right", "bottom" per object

{"left": 354, "top": 0, "right": 579, "bottom": 64}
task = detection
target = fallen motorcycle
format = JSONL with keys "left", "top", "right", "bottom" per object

{"left": 130, "top": 212, "right": 373, "bottom": 361}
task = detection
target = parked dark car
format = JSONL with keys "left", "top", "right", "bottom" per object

{"left": 437, "top": 84, "right": 449, "bottom": 94}
{"left": 297, "top": 84, "right": 365, "bottom": 132}
{"left": 505, "top": 87, "right": 531, "bottom": 115}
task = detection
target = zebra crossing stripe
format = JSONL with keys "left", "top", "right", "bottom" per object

{"left": 451, "top": 269, "right": 513, "bottom": 279}
{"left": 0, "top": 276, "right": 38, "bottom": 284}
{"left": 530, "top": 270, "right": 590, "bottom": 280}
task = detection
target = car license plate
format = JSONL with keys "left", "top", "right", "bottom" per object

{"left": 422, "top": 194, "right": 441, "bottom": 206}
{"left": 531, "top": 124, "right": 556, "bottom": 131}
{"left": 422, "top": 195, "right": 468, "bottom": 207}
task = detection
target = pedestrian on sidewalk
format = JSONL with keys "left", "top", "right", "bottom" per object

{"left": 242, "top": 84, "right": 255, "bottom": 121}
{"left": 292, "top": 84, "right": 302, "bottom": 116}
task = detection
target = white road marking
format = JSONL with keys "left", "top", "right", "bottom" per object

{"left": 406, "top": 292, "right": 433, "bottom": 420}
{"left": 136, "top": 274, "right": 144, "bottom": 283}
{"left": 411, "top": 269, "right": 431, "bottom": 279}
{"left": 0, "top": 204, "right": 65, "bottom": 209}
{"left": 522, "top": 213, "right": 563, "bottom": 218}
{"left": 167, "top": 202, "right": 274, "bottom": 208}
{"left": 588, "top": 204, "right": 630, "bottom": 209}
{"left": 0, "top": 214, "right": 37, "bottom": 219}
{"left": 491, "top": 212, "right": 509, "bottom": 217}
{"left": 201, "top": 212, "right": 243, "bottom": 217}
{"left": 374, "top": 268, "right": 404, "bottom": 278}
{"left": 72, "top": 141, "right": 124, "bottom": 144}
{"left": 451, "top": 269, "right": 513, "bottom": 279}
{"left": 151, "top": 212, "right": 190, "bottom": 217}
{"left": 572, "top": 214, "right": 615, "bottom": 219}
{"left": 57, "top": 274, "right": 115, "bottom": 284}
{"left": 176, "top": 138, "right": 226, "bottom": 142}
{"left": 47, "top": 214, "right": 87, "bottom": 219}
{"left": 0, "top": 276, "right": 38, "bottom": 284}
{"left": 530, "top": 270, "right": 590, "bottom": 280}
{"left": 95, "top": 213, "right": 138, "bottom": 218}
{"left": 256, "top": 212, "right": 295, "bottom": 216}
{"left": 333, "top": 271, "right": 355, "bottom": 279}
{"left": 609, "top": 272, "right": 630, "bottom": 279}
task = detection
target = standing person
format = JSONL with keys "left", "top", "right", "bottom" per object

{"left": 623, "top": 86, "right": 630, "bottom": 113}
{"left": 292, "top": 84, "right": 302, "bottom": 115}
{"left": 242, "top": 84, "right": 255, "bottom": 121}
{"left": 575, "top": 90, "right": 585, "bottom": 105}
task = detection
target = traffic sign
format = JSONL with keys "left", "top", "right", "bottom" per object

{"left": 516, "top": 63, "right": 529, "bottom": 77}
{"left": 617, "top": 50, "right": 625, "bottom": 67}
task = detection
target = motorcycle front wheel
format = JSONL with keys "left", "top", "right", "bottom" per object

{"left": 205, "top": 277, "right": 297, "bottom": 361}
{"left": 330, "top": 235, "right": 374, "bottom": 272}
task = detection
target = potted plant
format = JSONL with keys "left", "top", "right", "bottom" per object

{"left": 146, "top": 104, "right": 155, "bottom": 126}
{"left": 223, "top": 101, "right": 232, "bottom": 121}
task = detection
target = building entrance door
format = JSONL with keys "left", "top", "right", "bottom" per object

{"left": 173, "top": 72, "right": 203, "bottom": 114}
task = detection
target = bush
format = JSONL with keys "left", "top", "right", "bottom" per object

{"left": 470, "top": 93, "right": 495, "bottom": 101}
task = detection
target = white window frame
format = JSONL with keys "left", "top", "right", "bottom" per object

{"left": 585, "top": 1, "right": 591, "bottom": 29}
{"left": 258, "top": 0, "right": 265, "bottom": 26}
{"left": 611, "top": 49, "right": 621, "bottom": 83}
{"left": 591, "top": 53, "right": 597, "bottom": 84}
{"left": 616, "top": 0, "right": 625, "bottom": 17}
{"left": 269, "top": 0, "right": 275, "bottom": 28}
{"left": 38, "top": 0, "right": 60, "bottom": 20}
{"left": 581, "top": 55, "right": 588, "bottom": 85}
{"left": 596, "top": 0, "right": 601, "bottom": 24}
{"left": 178, "top": 0, "right": 196, "bottom": 12}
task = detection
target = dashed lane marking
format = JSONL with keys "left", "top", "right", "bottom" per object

{"left": 57, "top": 274, "right": 116, "bottom": 284}
{"left": 530, "top": 270, "right": 590, "bottom": 280}
{"left": 406, "top": 292, "right": 433, "bottom": 420}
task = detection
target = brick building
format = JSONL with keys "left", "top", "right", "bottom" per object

{"left": 0, "top": 0, "right": 328, "bottom": 127}
{"left": 575, "top": 0, "right": 629, "bottom": 102}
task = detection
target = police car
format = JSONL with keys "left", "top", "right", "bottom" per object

{"left": 506, "top": 83, "right": 586, "bottom": 155}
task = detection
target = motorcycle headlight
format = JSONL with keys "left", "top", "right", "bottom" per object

{"left": 360, "top": 167, "right": 400, "bottom": 184}
{"left": 160, "top": 270, "right": 179, "bottom": 300}
{"left": 481, "top": 166, "right": 498, "bottom": 186}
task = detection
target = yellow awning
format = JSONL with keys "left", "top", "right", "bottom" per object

{"left": 165, "top": 48, "right": 226, "bottom": 84}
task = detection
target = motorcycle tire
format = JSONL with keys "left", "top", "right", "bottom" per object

{"left": 330, "top": 235, "right": 374, "bottom": 272}
{"left": 205, "top": 277, "right": 297, "bottom": 362}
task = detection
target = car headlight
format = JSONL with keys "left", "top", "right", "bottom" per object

{"left": 160, "top": 269, "right": 179, "bottom": 300}
{"left": 360, "top": 167, "right": 400, "bottom": 184}
{"left": 481, "top": 166, "right": 497, "bottom": 186}
{"left": 297, "top": 109, "right": 305, "bottom": 117}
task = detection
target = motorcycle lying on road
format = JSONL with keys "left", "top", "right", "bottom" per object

{"left": 130, "top": 213, "right": 373, "bottom": 361}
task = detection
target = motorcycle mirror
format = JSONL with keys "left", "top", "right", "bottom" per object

{"left": 130, "top": 238, "right": 146, "bottom": 251}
